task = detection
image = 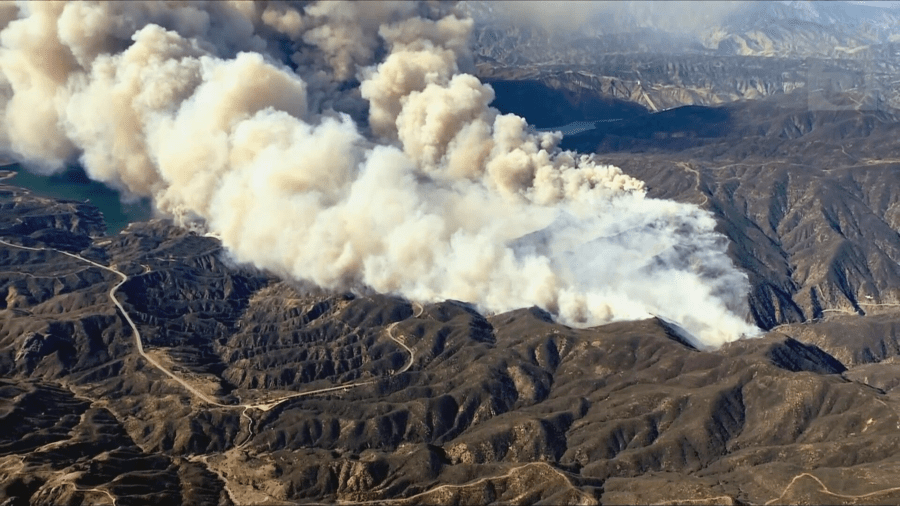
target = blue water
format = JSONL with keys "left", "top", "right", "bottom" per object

{"left": 529, "top": 119, "right": 623, "bottom": 136}
{"left": 2, "top": 163, "right": 153, "bottom": 234}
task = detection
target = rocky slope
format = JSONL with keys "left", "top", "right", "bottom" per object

{"left": 469, "top": 1, "right": 900, "bottom": 112}
{"left": 5, "top": 2, "right": 900, "bottom": 504}
{"left": 4, "top": 166, "right": 900, "bottom": 504}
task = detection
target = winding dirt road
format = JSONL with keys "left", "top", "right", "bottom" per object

{"left": 337, "top": 461, "right": 596, "bottom": 506}
{"left": 0, "top": 238, "right": 418, "bottom": 413}
{"left": 765, "top": 472, "right": 900, "bottom": 505}
{"left": 677, "top": 161, "right": 709, "bottom": 207}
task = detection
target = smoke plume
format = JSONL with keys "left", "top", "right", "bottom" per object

{"left": 0, "top": 1, "right": 759, "bottom": 347}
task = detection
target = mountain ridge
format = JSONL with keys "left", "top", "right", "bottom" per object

{"left": 3, "top": 171, "right": 900, "bottom": 504}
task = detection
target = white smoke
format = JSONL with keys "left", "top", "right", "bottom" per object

{"left": 0, "top": 1, "right": 759, "bottom": 347}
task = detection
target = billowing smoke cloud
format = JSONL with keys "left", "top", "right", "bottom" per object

{"left": 0, "top": 1, "right": 759, "bottom": 347}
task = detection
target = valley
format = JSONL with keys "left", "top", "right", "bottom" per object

{"left": 5, "top": 134, "right": 900, "bottom": 503}
{"left": 5, "top": 1, "right": 900, "bottom": 504}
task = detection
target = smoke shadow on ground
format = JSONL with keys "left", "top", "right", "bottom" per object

{"left": 487, "top": 79, "right": 651, "bottom": 127}
{"left": 486, "top": 78, "right": 735, "bottom": 153}
{"left": 573, "top": 105, "right": 734, "bottom": 152}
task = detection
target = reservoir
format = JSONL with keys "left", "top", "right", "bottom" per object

{"left": 2, "top": 162, "right": 153, "bottom": 234}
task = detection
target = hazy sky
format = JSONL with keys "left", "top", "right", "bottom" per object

{"left": 481, "top": 1, "right": 900, "bottom": 41}
{"left": 850, "top": 1, "right": 900, "bottom": 7}
{"left": 489, "top": 1, "right": 752, "bottom": 33}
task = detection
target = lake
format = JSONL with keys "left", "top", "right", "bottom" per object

{"left": 2, "top": 163, "right": 154, "bottom": 234}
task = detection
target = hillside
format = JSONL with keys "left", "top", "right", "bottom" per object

{"left": 4, "top": 170, "right": 900, "bottom": 504}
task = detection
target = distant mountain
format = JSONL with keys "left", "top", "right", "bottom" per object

{"left": 704, "top": 0, "right": 900, "bottom": 59}
{"left": 465, "top": 1, "right": 900, "bottom": 59}
{"left": 468, "top": 1, "right": 900, "bottom": 111}
{"left": 6, "top": 2, "right": 900, "bottom": 504}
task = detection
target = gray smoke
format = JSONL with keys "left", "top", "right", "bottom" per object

{"left": 461, "top": 1, "right": 752, "bottom": 40}
{"left": 0, "top": 1, "right": 759, "bottom": 347}
{"left": 481, "top": 1, "right": 750, "bottom": 32}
